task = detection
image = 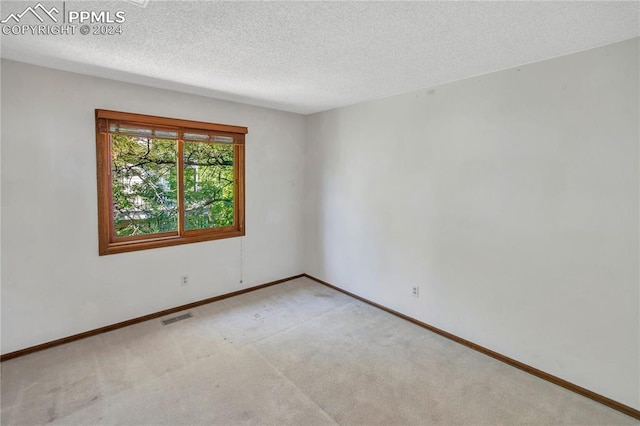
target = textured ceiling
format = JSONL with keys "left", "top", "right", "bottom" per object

{"left": 1, "top": 1, "right": 638, "bottom": 114}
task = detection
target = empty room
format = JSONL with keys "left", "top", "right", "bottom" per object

{"left": 1, "top": 1, "right": 639, "bottom": 424}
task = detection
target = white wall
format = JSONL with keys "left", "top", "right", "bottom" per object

{"left": 1, "top": 59, "right": 306, "bottom": 354}
{"left": 304, "top": 38, "right": 639, "bottom": 409}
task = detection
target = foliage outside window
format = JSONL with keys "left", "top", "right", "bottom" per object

{"left": 96, "top": 109, "right": 246, "bottom": 255}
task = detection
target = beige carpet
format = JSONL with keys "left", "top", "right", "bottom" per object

{"left": 1, "top": 277, "right": 637, "bottom": 425}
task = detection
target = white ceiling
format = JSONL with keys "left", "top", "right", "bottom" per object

{"left": 1, "top": 1, "right": 638, "bottom": 114}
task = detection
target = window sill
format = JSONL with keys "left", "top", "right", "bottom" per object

{"left": 99, "top": 230, "right": 245, "bottom": 255}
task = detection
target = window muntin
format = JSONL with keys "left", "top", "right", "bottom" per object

{"left": 96, "top": 109, "right": 246, "bottom": 255}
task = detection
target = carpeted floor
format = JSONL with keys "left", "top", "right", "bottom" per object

{"left": 1, "top": 277, "right": 637, "bottom": 425}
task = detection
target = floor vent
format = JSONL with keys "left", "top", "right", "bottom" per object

{"left": 161, "top": 312, "right": 193, "bottom": 325}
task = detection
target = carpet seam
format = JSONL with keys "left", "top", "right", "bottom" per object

{"left": 247, "top": 345, "right": 340, "bottom": 425}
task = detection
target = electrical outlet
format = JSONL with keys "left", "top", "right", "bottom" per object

{"left": 180, "top": 275, "right": 189, "bottom": 286}
{"left": 412, "top": 286, "right": 420, "bottom": 298}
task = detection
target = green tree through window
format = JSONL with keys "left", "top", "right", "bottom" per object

{"left": 96, "top": 110, "right": 246, "bottom": 255}
{"left": 183, "top": 141, "right": 235, "bottom": 230}
{"left": 112, "top": 136, "right": 178, "bottom": 236}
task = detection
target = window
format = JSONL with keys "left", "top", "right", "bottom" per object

{"left": 95, "top": 109, "right": 246, "bottom": 255}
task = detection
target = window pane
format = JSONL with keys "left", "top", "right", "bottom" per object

{"left": 111, "top": 135, "right": 178, "bottom": 236}
{"left": 183, "top": 142, "right": 234, "bottom": 230}
{"left": 212, "top": 135, "right": 234, "bottom": 144}
{"left": 183, "top": 132, "right": 210, "bottom": 142}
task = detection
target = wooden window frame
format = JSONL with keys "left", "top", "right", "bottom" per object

{"left": 95, "top": 109, "right": 247, "bottom": 255}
